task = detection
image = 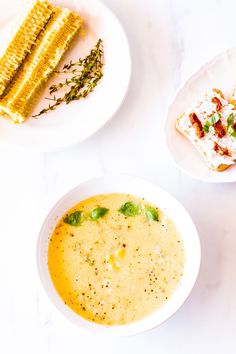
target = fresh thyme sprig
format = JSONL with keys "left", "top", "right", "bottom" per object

{"left": 32, "top": 39, "right": 104, "bottom": 118}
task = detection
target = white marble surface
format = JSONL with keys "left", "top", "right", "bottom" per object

{"left": 1, "top": 0, "right": 236, "bottom": 353}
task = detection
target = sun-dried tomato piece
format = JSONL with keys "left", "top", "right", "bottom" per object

{"left": 213, "top": 142, "right": 231, "bottom": 157}
{"left": 213, "top": 120, "right": 226, "bottom": 138}
{"left": 211, "top": 97, "right": 223, "bottom": 111}
{"left": 189, "top": 112, "right": 204, "bottom": 138}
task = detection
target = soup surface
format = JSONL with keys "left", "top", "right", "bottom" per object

{"left": 48, "top": 193, "right": 185, "bottom": 325}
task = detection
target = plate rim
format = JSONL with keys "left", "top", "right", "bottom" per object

{"left": 165, "top": 46, "right": 236, "bottom": 183}
{"left": 0, "top": 0, "right": 132, "bottom": 152}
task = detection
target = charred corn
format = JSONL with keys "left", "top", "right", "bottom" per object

{"left": 0, "top": 0, "right": 53, "bottom": 96}
{"left": 0, "top": 7, "right": 82, "bottom": 123}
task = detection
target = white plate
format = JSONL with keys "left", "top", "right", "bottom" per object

{"left": 166, "top": 47, "right": 236, "bottom": 183}
{"left": 0, "top": 0, "right": 131, "bottom": 151}
{"left": 37, "top": 175, "right": 201, "bottom": 336}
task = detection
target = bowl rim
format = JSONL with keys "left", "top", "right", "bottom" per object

{"left": 36, "top": 174, "right": 201, "bottom": 337}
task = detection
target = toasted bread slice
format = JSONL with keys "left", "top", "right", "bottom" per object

{"left": 176, "top": 89, "right": 236, "bottom": 172}
{"left": 176, "top": 115, "right": 230, "bottom": 172}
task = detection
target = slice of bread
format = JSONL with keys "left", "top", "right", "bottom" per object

{"left": 176, "top": 89, "right": 236, "bottom": 172}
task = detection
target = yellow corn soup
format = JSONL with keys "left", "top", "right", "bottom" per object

{"left": 48, "top": 193, "right": 185, "bottom": 325}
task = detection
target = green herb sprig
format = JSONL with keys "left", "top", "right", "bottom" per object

{"left": 203, "top": 112, "right": 221, "bottom": 133}
{"left": 33, "top": 39, "right": 104, "bottom": 118}
{"left": 227, "top": 113, "right": 236, "bottom": 138}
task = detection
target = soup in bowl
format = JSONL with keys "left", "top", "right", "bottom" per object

{"left": 37, "top": 175, "right": 200, "bottom": 336}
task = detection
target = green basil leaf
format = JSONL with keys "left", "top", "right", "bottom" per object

{"left": 228, "top": 125, "right": 234, "bottom": 134}
{"left": 228, "top": 125, "right": 236, "bottom": 138}
{"left": 145, "top": 206, "right": 159, "bottom": 222}
{"left": 64, "top": 210, "right": 83, "bottom": 226}
{"left": 203, "top": 122, "right": 210, "bottom": 133}
{"left": 118, "top": 202, "right": 142, "bottom": 217}
{"left": 204, "top": 112, "right": 221, "bottom": 134}
{"left": 227, "top": 113, "right": 234, "bottom": 127}
{"left": 209, "top": 112, "right": 220, "bottom": 125}
{"left": 90, "top": 207, "right": 109, "bottom": 221}
{"left": 227, "top": 113, "right": 236, "bottom": 138}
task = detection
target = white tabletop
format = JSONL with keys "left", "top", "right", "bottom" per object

{"left": 1, "top": 0, "right": 236, "bottom": 353}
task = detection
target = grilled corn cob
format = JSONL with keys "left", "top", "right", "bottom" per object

{"left": 0, "top": 0, "right": 53, "bottom": 96}
{"left": 0, "top": 7, "right": 82, "bottom": 123}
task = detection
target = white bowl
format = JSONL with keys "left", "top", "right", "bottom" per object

{"left": 166, "top": 47, "right": 236, "bottom": 183}
{"left": 37, "top": 175, "right": 201, "bottom": 336}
